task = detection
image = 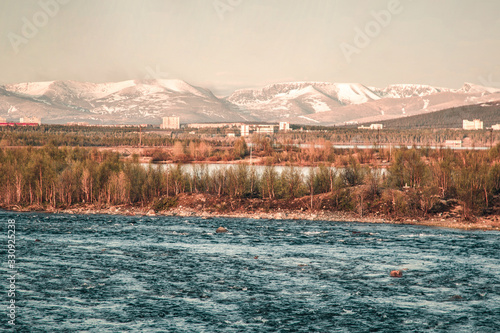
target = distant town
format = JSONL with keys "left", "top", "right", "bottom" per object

{"left": 2, "top": 116, "right": 499, "bottom": 140}
{"left": 0, "top": 116, "right": 42, "bottom": 126}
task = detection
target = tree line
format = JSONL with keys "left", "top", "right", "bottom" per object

{"left": 1, "top": 125, "right": 498, "bottom": 148}
{"left": 1, "top": 145, "right": 500, "bottom": 219}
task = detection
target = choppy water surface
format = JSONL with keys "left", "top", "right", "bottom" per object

{"left": 1, "top": 211, "right": 499, "bottom": 332}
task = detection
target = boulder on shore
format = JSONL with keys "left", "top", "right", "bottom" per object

{"left": 216, "top": 227, "right": 228, "bottom": 233}
{"left": 390, "top": 270, "right": 403, "bottom": 278}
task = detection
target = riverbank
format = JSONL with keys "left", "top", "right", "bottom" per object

{"left": 3, "top": 193, "right": 500, "bottom": 231}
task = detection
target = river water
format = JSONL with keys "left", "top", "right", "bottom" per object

{"left": 145, "top": 163, "right": 387, "bottom": 178}
{"left": 1, "top": 211, "right": 499, "bottom": 332}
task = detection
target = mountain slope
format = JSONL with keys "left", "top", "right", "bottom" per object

{"left": 1, "top": 80, "right": 252, "bottom": 124}
{"left": 226, "top": 82, "right": 381, "bottom": 119}
{"left": 1, "top": 79, "right": 499, "bottom": 126}
{"left": 371, "top": 84, "right": 452, "bottom": 98}
{"left": 227, "top": 82, "right": 500, "bottom": 125}
{"left": 373, "top": 100, "right": 500, "bottom": 129}
{"left": 296, "top": 90, "right": 500, "bottom": 126}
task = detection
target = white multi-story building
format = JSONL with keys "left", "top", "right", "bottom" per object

{"left": 240, "top": 124, "right": 278, "bottom": 136}
{"left": 492, "top": 124, "right": 500, "bottom": 131}
{"left": 240, "top": 125, "right": 250, "bottom": 136}
{"left": 255, "top": 125, "right": 276, "bottom": 135}
{"left": 20, "top": 116, "right": 41, "bottom": 125}
{"left": 358, "top": 124, "right": 383, "bottom": 130}
{"left": 161, "top": 116, "right": 180, "bottom": 129}
{"left": 279, "top": 121, "right": 290, "bottom": 132}
{"left": 463, "top": 119, "right": 483, "bottom": 130}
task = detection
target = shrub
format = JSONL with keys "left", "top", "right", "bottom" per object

{"left": 152, "top": 196, "right": 178, "bottom": 211}
{"left": 151, "top": 149, "right": 170, "bottom": 162}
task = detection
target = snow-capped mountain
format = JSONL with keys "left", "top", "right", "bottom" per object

{"left": 1, "top": 80, "right": 250, "bottom": 124}
{"left": 226, "top": 82, "right": 381, "bottom": 119}
{"left": 0, "top": 79, "right": 499, "bottom": 125}
{"left": 226, "top": 81, "right": 500, "bottom": 125}
{"left": 371, "top": 84, "right": 452, "bottom": 99}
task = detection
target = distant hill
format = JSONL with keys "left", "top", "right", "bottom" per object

{"left": 1, "top": 79, "right": 499, "bottom": 125}
{"left": 374, "top": 101, "right": 500, "bottom": 129}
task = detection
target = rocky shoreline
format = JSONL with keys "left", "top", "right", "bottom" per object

{"left": 4, "top": 202, "right": 500, "bottom": 231}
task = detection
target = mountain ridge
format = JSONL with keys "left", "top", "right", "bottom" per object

{"left": 1, "top": 79, "right": 499, "bottom": 126}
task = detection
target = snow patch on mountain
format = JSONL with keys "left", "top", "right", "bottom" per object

{"left": 460, "top": 82, "right": 500, "bottom": 94}
{"left": 308, "top": 99, "right": 331, "bottom": 113}
{"left": 6, "top": 81, "right": 55, "bottom": 96}
{"left": 423, "top": 99, "right": 430, "bottom": 109}
{"left": 299, "top": 115, "right": 320, "bottom": 123}
{"left": 156, "top": 79, "right": 212, "bottom": 97}
{"left": 334, "top": 83, "right": 380, "bottom": 104}
{"left": 375, "top": 84, "right": 451, "bottom": 98}
{"left": 88, "top": 80, "right": 137, "bottom": 99}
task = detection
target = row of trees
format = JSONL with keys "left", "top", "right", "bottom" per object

{"left": 1, "top": 146, "right": 500, "bottom": 219}
{"left": 0, "top": 125, "right": 152, "bottom": 147}
{"left": 387, "top": 147, "right": 500, "bottom": 218}
{"left": 2, "top": 125, "right": 498, "bottom": 149}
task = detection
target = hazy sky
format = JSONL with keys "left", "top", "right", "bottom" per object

{"left": 1, "top": 0, "right": 499, "bottom": 95}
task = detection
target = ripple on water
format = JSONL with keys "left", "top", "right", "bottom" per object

{"left": 2, "top": 212, "right": 499, "bottom": 332}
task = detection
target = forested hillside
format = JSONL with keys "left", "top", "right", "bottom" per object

{"left": 377, "top": 101, "right": 500, "bottom": 129}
